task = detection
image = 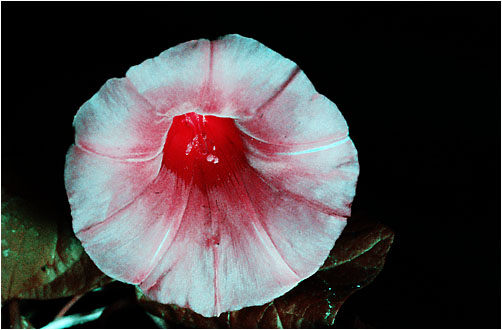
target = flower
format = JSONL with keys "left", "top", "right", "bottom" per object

{"left": 64, "top": 34, "right": 359, "bottom": 317}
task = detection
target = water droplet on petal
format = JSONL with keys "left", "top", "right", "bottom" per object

{"left": 206, "top": 154, "right": 219, "bottom": 164}
{"left": 185, "top": 141, "right": 194, "bottom": 155}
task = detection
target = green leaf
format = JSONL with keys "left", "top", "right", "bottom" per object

{"left": 136, "top": 212, "right": 394, "bottom": 328}
{"left": 1, "top": 189, "right": 110, "bottom": 302}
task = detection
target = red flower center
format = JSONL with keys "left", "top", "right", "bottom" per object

{"left": 163, "top": 112, "right": 246, "bottom": 188}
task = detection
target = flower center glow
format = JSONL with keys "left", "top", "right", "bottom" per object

{"left": 163, "top": 112, "right": 246, "bottom": 187}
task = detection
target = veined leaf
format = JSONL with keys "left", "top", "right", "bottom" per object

{"left": 1, "top": 190, "right": 110, "bottom": 302}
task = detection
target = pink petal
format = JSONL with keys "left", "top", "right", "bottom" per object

{"left": 64, "top": 145, "right": 163, "bottom": 234}
{"left": 65, "top": 34, "right": 360, "bottom": 317}
{"left": 137, "top": 183, "right": 219, "bottom": 317}
{"left": 244, "top": 136, "right": 359, "bottom": 218}
{"left": 74, "top": 78, "right": 169, "bottom": 160}
{"left": 238, "top": 74, "right": 350, "bottom": 149}
{"left": 126, "top": 39, "right": 211, "bottom": 117}
{"left": 139, "top": 164, "right": 346, "bottom": 317}
{"left": 203, "top": 34, "right": 299, "bottom": 118}
{"left": 75, "top": 166, "right": 190, "bottom": 284}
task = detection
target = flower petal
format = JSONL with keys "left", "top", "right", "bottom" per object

{"left": 213, "top": 166, "right": 347, "bottom": 315}
{"left": 74, "top": 78, "right": 169, "bottom": 160}
{"left": 206, "top": 35, "right": 348, "bottom": 148}
{"left": 232, "top": 62, "right": 359, "bottom": 218}
{"left": 204, "top": 34, "right": 298, "bottom": 118}
{"left": 74, "top": 166, "right": 191, "bottom": 284}
{"left": 137, "top": 183, "right": 218, "bottom": 317}
{"left": 64, "top": 145, "right": 162, "bottom": 235}
{"left": 238, "top": 75, "right": 349, "bottom": 149}
{"left": 126, "top": 39, "right": 211, "bottom": 117}
{"left": 139, "top": 165, "right": 346, "bottom": 317}
{"left": 245, "top": 136, "right": 359, "bottom": 218}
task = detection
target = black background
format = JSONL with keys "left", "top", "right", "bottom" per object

{"left": 2, "top": 2, "right": 500, "bottom": 328}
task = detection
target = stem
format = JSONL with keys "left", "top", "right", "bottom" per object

{"left": 41, "top": 308, "right": 105, "bottom": 329}
{"left": 55, "top": 294, "right": 84, "bottom": 319}
{"left": 9, "top": 300, "right": 21, "bottom": 329}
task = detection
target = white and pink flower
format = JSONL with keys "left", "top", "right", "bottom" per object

{"left": 64, "top": 34, "right": 359, "bottom": 317}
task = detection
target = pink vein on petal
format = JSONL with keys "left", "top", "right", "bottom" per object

{"left": 75, "top": 142, "right": 165, "bottom": 163}
{"left": 209, "top": 40, "right": 215, "bottom": 81}
{"left": 254, "top": 66, "right": 301, "bottom": 118}
{"left": 75, "top": 151, "right": 164, "bottom": 237}
{"left": 239, "top": 170, "right": 301, "bottom": 280}
{"left": 198, "top": 40, "right": 215, "bottom": 112}
{"left": 142, "top": 176, "right": 193, "bottom": 281}
{"left": 239, "top": 127, "right": 350, "bottom": 156}
{"left": 139, "top": 181, "right": 193, "bottom": 292}
{"left": 212, "top": 224, "right": 221, "bottom": 314}
{"left": 248, "top": 165, "right": 351, "bottom": 219}
{"left": 141, "top": 254, "right": 181, "bottom": 294}
{"left": 216, "top": 144, "right": 300, "bottom": 281}
{"left": 201, "top": 177, "right": 222, "bottom": 315}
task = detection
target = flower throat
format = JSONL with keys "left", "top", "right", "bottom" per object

{"left": 163, "top": 112, "right": 246, "bottom": 188}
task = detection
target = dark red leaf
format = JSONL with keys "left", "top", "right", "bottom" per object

{"left": 136, "top": 213, "right": 394, "bottom": 328}
{"left": 1, "top": 190, "right": 111, "bottom": 302}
